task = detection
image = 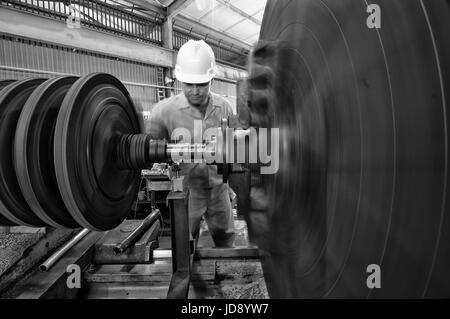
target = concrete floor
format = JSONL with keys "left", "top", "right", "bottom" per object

{"left": 189, "top": 260, "right": 269, "bottom": 299}
{"left": 194, "top": 216, "right": 269, "bottom": 299}
{"left": 82, "top": 216, "right": 270, "bottom": 299}
{"left": 0, "top": 228, "right": 78, "bottom": 296}
{"left": 0, "top": 215, "right": 269, "bottom": 299}
{"left": 0, "top": 232, "right": 44, "bottom": 276}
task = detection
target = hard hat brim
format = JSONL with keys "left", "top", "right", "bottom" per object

{"left": 175, "top": 71, "right": 214, "bottom": 84}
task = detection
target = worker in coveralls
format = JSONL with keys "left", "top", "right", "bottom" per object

{"left": 147, "top": 40, "right": 235, "bottom": 247}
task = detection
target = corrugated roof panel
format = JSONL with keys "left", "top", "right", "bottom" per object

{"left": 227, "top": 19, "right": 261, "bottom": 42}
{"left": 246, "top": 34, "right": 261, "bottom": 45}
{"left": 196, "top": 5, "right": 244, "bottom": 32}
{"left": 182, "top": 0, "right": 220, "bottom": 18}
{"left": 174, "top": 0, "right": 267, "bottom": 46}
{"left": 253, "top": 10, "right": 265, "bottom": 21}
{"left": 229, "top": 0, "right": 267, "bottom": 18}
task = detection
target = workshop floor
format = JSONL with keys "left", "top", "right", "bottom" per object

{"left": 193, "top": 214, "right": 269, "bottom": 299}
{"left": 1, "top": 215, "right": 269, "bottom": 299}
{"left": 134, "top": 214, "right": 270, "bottom": 299}
{"left": 0, "top": 232, "right": 44, "bottom": 276}
{"left": 0, "top": 228, "right": 78, "bottom": 296}
{"left": 197, "top": 209, "right": 256, "bottom": 248}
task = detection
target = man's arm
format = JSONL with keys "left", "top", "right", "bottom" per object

{"left": 146, "top": 103, "right": 170, "bottom": 140}
{"left": 224, "top": 99, "right": 235, "bottom": 122}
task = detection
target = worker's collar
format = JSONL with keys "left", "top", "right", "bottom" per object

{"left": 177, "top": 93, "right": 219, "bottom": 119}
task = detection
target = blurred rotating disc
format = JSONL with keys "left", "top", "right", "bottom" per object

{"left": 0, "top": 80, "right": 16, "bottom": 91}
{"left": 14, "top": 76, "right": 80, "bottom": 228}
{"left": 249, "top": 0, "right": 450, "bottom": 298}
{"left": 0, "top": 80, "right": 17, "bottom": 226}
{"left": 0, "top": 79, "right": 47, "bottom": 226}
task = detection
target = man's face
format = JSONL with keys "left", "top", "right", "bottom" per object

{"left": 182, "top": 81, "right": 211, "bottom": 107}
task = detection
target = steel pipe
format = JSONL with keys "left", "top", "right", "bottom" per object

{"left": 113, "top": 210, "right": 161, "bottom": 255}
{"left": 39, "top": 228, "right": 90, "bottom": 272}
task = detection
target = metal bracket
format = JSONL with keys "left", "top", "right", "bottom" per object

{"left": 166, "top": 191, "right": 194, "bottom": 299}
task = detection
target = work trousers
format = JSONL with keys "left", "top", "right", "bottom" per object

{"left": 188, "top": 183, "right": 235, "bottom": 247}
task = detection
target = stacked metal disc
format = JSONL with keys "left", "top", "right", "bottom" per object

{"left": 0, "top": 74, "right": 142, "bottom": 231}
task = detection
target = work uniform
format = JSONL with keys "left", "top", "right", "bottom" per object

{"left": 147, "top": 92, "right": 235, "bottom": 247}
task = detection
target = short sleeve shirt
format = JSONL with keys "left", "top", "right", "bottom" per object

{"left": 146, "top": 92, "right": 234, "bottom": 189}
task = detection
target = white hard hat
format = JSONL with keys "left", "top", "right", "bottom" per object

{"left": 175, "top": 40, "right": 217, "bottom": 84}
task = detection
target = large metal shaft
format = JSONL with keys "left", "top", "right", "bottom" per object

{"left": 115, "top": 134, "right": 168, "bottom": 169}
{"left": 115, "top": 134, "right": 216, "bottom": 169}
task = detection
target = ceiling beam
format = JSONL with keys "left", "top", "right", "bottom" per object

{"left": 198, "top": 5, "right": 217, "bottom": 20}
{"left": 215, "top": 0, "right": 261, "bottom": 25}
{"left": 0, "top": 6, "right": 174, "bottom": 67}
{"left": 174, "top": 14, "right": 252, "bottom": 51}
{"left": 243, "top": 31, "right": 261, "bottom": 42}
{"left": 167, "top": 0, "right": 196, "bottom": 18}
{"left": 127, "top": 0, "right": 167, "bottom": 16}
{"left": 223, "top": 16, "right": 246, "bottom": 32}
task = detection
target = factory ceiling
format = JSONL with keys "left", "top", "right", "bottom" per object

{"left": 126, "top": 0, "right": 267, "bottom": 48}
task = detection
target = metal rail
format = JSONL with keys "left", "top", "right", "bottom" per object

{"left": 0, "top": 65, "right": 180, "bottom": 90}
{"left": 1, "top": 0, "right": 163, "bottom": 44}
